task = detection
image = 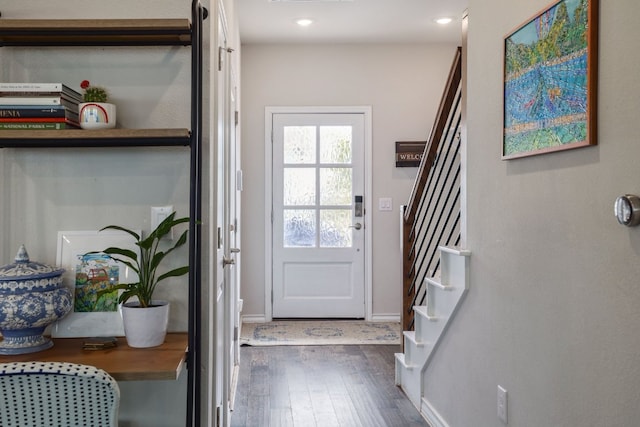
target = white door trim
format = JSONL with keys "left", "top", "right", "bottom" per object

{"left": 264, "top": 106, "right": 373, "bottom": 321}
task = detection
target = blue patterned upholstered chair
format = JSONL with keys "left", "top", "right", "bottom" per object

{"left": 0, "top": 361, "right": 120, "bottom": 427}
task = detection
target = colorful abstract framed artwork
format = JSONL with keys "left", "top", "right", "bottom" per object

{"left": 503, "top": 0, "right": 598, "bottom": 159}
{"left": 52, "top": 230, "right": 140, "bottom": 337}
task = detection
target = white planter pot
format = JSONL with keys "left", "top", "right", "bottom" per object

{"left": 121, "top": 300, "right": 169, "bottom": 348}
{"left": 79, "top": 102, "right": 116, "bottom": 129}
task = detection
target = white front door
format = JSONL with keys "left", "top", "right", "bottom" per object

{"left": 271, "top": 111, "right": 366, "bottom": 318}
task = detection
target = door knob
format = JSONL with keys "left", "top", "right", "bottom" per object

{"left": 349, "top": 223, "right": 362, "bottom": 230}
{"left": 223, "top": 256, "right": 235, "bottom": 266}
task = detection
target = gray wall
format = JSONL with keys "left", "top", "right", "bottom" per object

{"left": 423, "top": 1, "right": 640, "bottom": 426}
{"left": 240, "top": 43, "right": 458, "bottom": 319}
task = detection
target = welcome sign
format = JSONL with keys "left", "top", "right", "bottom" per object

{"left": 395, "top": 141, "right": 426, "bottom": 167}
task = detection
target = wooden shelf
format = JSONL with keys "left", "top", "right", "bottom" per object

{"left": 0, "top": 333, "right": 188, "bottom": 381}
{"left": 0, "top": 128, "right": 191, "bottom": 147}
{"left": 0, "top": 6, "right": 204, "bottom": 422}
{"left": 0, "top": 19, "right": 192, "bottom": 46}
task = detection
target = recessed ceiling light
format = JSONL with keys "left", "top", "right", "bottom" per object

{"left": 435, "top": 17, "right": 453, "bottom": 25}
{"left": 296, "top": 18, "right": 314, "bottom": 27}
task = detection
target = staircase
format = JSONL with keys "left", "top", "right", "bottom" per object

{"left": 394, "top": 47, "right": 470, "bottom": 415}
{"left": 394, "top": 245, "right": 470, "bottom": 408}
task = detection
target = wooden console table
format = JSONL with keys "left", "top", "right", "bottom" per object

{"left": 0, "top": 332, "right": 188, "bottom": 381}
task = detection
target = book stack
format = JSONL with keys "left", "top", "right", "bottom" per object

{"left": 0, "top": 83, "right": 82, "bottom": 130}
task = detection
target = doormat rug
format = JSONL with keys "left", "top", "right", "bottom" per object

{"left": 240, "top": 320, "right": 401, "bottom": 346}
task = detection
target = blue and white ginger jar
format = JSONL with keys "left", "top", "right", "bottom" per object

{"left": 0, "top": 245, "right": 72, "bottom": 355}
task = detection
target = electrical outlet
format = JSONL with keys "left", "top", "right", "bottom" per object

{"left": 497, "top": 385, "right": 508, "bottom": 424}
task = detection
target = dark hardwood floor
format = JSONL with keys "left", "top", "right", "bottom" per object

{"left": 230, "top": 345, "right": 429, "bottom": 427}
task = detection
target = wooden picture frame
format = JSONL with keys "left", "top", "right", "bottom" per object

{"left": 502, "top": 0, "right": 598, "bottom": 159}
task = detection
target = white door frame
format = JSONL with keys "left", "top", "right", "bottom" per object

{"left": 208, "top": 2, "right": 234, "bottom": 425}
{"left": 264, "top": 106, "right": 373, "bottom": 321}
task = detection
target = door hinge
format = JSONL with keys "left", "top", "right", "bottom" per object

{"left": 219, "top": 47, "right": 233, "bottom": 72}
{"left": 233, "top": 326, "right": 239, "bottom": 341}
{"left": 218, "top": 46, "right": 224, "bottom": 71}
{"left": 217, "top": 227, "right": 222, "bottom": 249}
{"left": 235, "top": 110, "right": 239, "bottom": 126}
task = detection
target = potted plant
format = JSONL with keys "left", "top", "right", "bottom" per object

{"left": 93, "top": 212, "right": 189, "bottom": 348}
{"left": 78, "top": 79, "right": 116, "bottom": 129}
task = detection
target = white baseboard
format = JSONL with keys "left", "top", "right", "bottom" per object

{"left": 421, "top": 397, "right": 450, "bottom": 427}
{"left": 370, "top": 313, "right": 401, "bottom": 322}
{"left": 241, "top": 314, "right": 267, "bottom": 323}
{"left": 242, "top": 314, "right": 399, "bottom": 323}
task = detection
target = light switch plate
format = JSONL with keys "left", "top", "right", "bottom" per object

{"left": 151, "top": 206, "right": 174, "bottom": 239}
{"left": 378, "top": 197, "right": 393, "bottom": 211}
